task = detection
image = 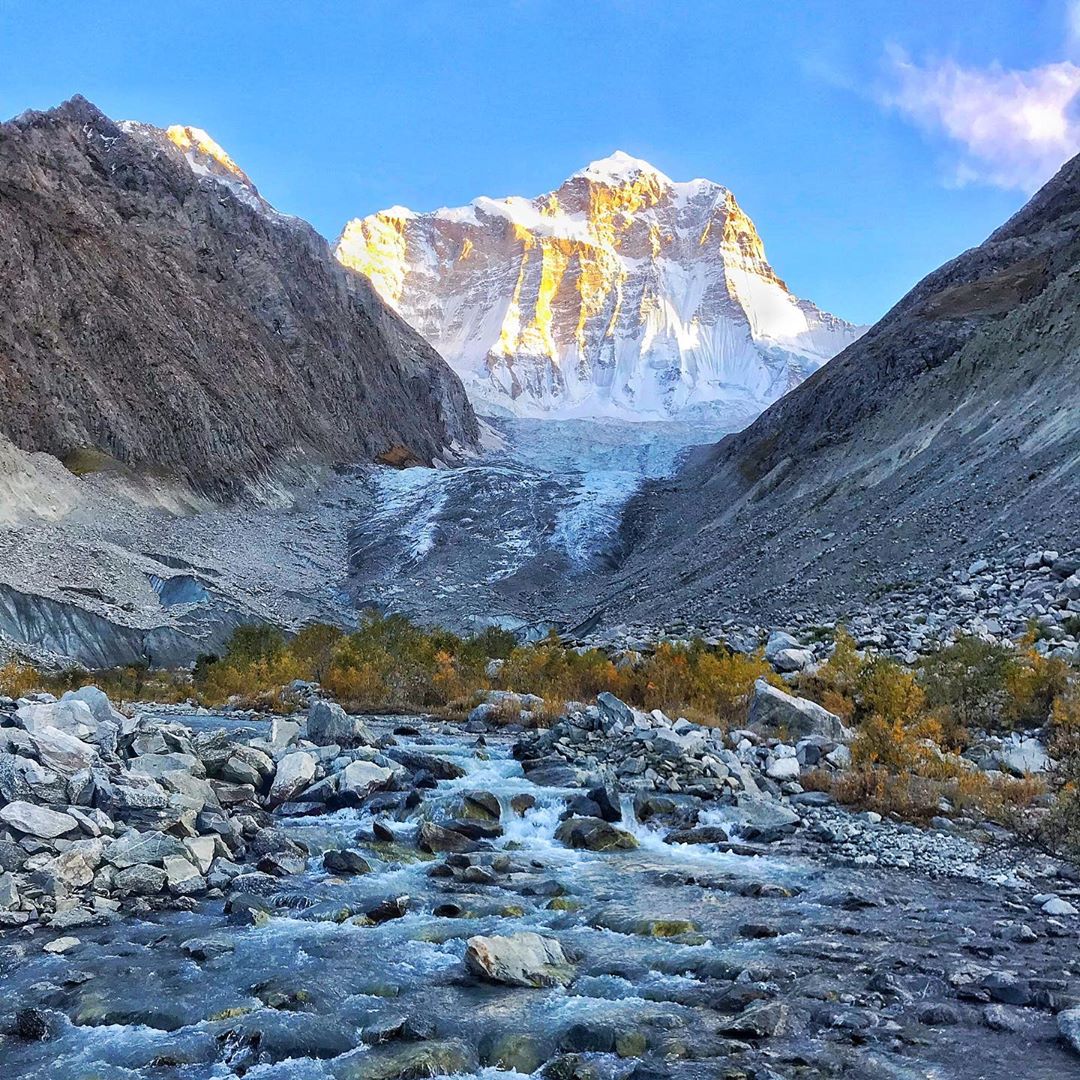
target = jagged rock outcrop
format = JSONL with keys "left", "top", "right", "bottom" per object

{"left": 0, "top": 96, "right": 478, "bottom": 497}
{"left": 336, "top": 151, "right": 862, "bottom": 420}
{"left": 595, "top": 151, "right": 1080, "bottom": 625}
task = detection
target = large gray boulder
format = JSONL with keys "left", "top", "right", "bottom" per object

{"left": 464, "top": 932, "right": 575, "bottom": 988}
{"left": 336, "top": 760, "right": 394, "bottom": 802}
{"left": 27, "top": 727, "right": 99, "bottom": 776}
{"left": 747, "top": 679, "right": 846, "bottom": 741}
{"left": 994, "top": 735, "right": 1052, "bottom": 777}
{"left": 18, "top": 696, "right": 118, "bottom": 753}
{"left": 268, "top": 750, "right": 316, "bottom": 805}
{"left": 0, "top": 800, "right": 79, "bottom": 839}
{"left": 104, "top": 829, "right": 187, "bottom": 869}
{"left": 727, "top": 795, "right": 800, "bottom": 843}
{"left": 306, "top": 701, "right": 374, "bottom": 747}
{"left": 555, "top": 816, "right": 638, "bottom": 852}
{"left": 1059, "top": 1006, "right": 1080, "bottom": 1056}
{"left": 60, "top": 686, "right": 124, "bottom": 731}
{"left": 0, "top": 753, "right": 67, "bottom": 803}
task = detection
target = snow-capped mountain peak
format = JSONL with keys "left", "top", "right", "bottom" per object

{"left": 576, "top": 149, "right": 670, "bottom": 184}
{"left": 335, "top": 155, "right": 865, "bottom": 422}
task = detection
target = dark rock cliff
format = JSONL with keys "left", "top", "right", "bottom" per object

{"left": 0, "top": 96, "right": 479, "bottom": 496}
{"left": 594, "top": 152, "right": 1080, "bottom": 626}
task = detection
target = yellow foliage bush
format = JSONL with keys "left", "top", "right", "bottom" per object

{"left": 0, "top": 658, "right": 40, "bottom": 698}
{"left": 799, "top": 626, "right": 864, "bottom": 721}
{"left": 805, "top": 765, "right": 1045, "bottom": 826}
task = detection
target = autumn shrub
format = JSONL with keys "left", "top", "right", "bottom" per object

{"left": 799, "top": 626, "right": 864, "bottom": 721}
{"left": 290, "top": 623, "right": 345, "bottom": 683}
{"left": 1002, "top": 642, "right": 1070, "bottom": 728}
{"left": 917, "top": 636, "right": 1016, "bottom": 734}
{"left": 805, "top": 765, "right": 1045, "bottom": 826}
{"left": 1042, "top": 680, "right": 1080, "bottom": 855}
{"left": 0, "top": 658, "right": 42, "bottom": 698}
{"left": 498, "top": 632, "right": 624, "bottom": 711}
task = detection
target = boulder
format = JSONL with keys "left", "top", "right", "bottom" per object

{"left": 461, "top": 790, "right": 501, "bottom": 821}
{"left": 596, "top": 692, "right": 641, "bottom": 727}
{"left": 28, "top": 728, "right": 99, "bottom": 775}
{"left": 323, "top": 849, "right": 372, "bottom": 875}
{"left": 719, "top": 1000, "right": 790, "bottom": 1038}
{"left": 766, "top": 753, "right": 801, "bottom": 781}
{"left": 555, "top": 816, "right": 638, "bottom": 852}
{"left": 417, "top": 821, "right": 481, "bottom": 854}
{"left": 269, "top": 717, "right": 301, "bottom": 751}
{"left": 0, "top": 871, "right": 20, "bottom": 909}
{"left": 1060, "top": 1007, "right": 1080, "bottom": 1056}
{"left": 335, "top": 760, "right": 394, "bottom": 804}
{"left": 18, "top": 697, "right": 117, "bottom": 752}
{"left": 60, "top": 686, "right": 123, "bottom": 728}
{"left": 727, "top": 796, "right": 799, "bottom": 843}
{"left": 0, "top": 753, "right": 67, "bottom": 803}
{"left": 0, "top": 800, "right": 79, "bottom": 839}
{"left": 764, "top": 631, "right": 801, "bottom": 661}
{"left": 163, "top": 854, "right": 203, "bottom": 890}
{"left": 464, "top": 932, "right": 575, "bottom": 988}
{"left": 268, "top": 750, "right": 317, "bottom": 805}
{"left": 384, "top": 747, "right": 466, "bottom": 780}
{"left": 183, "top": 836, "right": 217, "bottom": 873}
{"left": 773, "top": 647, "right": 814, "bottom": 673}
{"left": 994, "top": 735, "right": 1052, "bottom": 777}
{"left": 306, "top": 701, "right": 374, "bottom": 747}
{"left": 334, "top": 1039, "right": 478, "bottom": 1080}
{"left": 104, "top": 829, "right": 187, "bottom": 869}
{"left": 113, "top": 863, "right": 167, "bottom": 895}
{"left": 747, "top": 680, "right": 846, "bottom": 741}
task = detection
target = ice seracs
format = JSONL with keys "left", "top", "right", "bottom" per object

{"left": 336, "top": 151, "right": 865, "bottom": 421}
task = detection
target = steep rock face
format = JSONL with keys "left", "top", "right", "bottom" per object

{"left": 0, "top": 97, "right": 478, "bottom": 497}
{"left": 592, "top": 153, "right": 1080, "bottom": 625}
{"left": 336, "top": 152, "right": 862, "bottom": 420}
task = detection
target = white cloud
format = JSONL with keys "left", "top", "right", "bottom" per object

{"left": 882, "top": 46, "right": 1080, "bottom": 192}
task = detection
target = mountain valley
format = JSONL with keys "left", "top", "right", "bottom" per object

{"left": 1, "top": 87, "right": 1080, "bottom": 1080}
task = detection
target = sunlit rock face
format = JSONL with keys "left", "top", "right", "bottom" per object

{"left": 336, "top": 151, "right": 864, "bottom": 420}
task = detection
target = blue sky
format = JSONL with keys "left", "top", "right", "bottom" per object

{"left": 2, "top": 0, "right": 1078, "bottom": 324}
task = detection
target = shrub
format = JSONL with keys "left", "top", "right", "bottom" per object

{"left": 0, "top": 658, "right": 41, "bottom": 698}
{"left": 469, "top": 626, "right": 519, "bottom": 660}
{"left": 224, "top": 624, "right": 287, "bottom": 667}
{"left": 1043, "top": 681, "right": 1080, "bottom": 855}
{"left": 917, "top": 636, "right": 1015, "bottom": 733}
{"left": 290, "top": 623, "right": 345, "bottom": 683}
{"left": 806, "top": 765, "right": 1045, "bottom": 827}
{"left": 1002, "top": 644, "right": 1070, "bottom": 728}
{"left": 798, "top": 626, "right": 864, "bottom": 721}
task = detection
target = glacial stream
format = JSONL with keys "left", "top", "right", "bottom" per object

{"left": 0, "top": 719, "right": 1074, "bottom": 1079}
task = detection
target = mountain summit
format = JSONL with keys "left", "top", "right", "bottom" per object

{"left": 336, "top": 153, "right": 863, "bottom": 421}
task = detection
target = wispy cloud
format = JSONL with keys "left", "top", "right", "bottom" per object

{"left": 881, "top": 46, "right": 1080, "bottom": 192}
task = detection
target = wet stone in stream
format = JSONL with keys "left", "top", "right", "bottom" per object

{"left": 0, "top": 718, "right": 1077, "bottom": 1079}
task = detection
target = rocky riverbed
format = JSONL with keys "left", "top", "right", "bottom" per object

{"left": 1, "top": 692, "right": 1079, "bottom": 1078}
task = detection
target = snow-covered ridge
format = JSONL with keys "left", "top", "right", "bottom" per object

{"left": 335, "top": 151, "right": 865, "bottom": 421}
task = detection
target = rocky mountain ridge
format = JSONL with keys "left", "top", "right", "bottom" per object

{"left": 336, "top": 151, "right": 863, "bottom": 421}
{"left": 587, "top": 149, "right": 1080, "bottom": 629}
{"left": 0, "top": 96, "right": 479, "bottom": 499}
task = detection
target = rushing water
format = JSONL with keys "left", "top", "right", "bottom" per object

{"left": 1, "top": 722, "right": 1074, "bottom": 1079}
